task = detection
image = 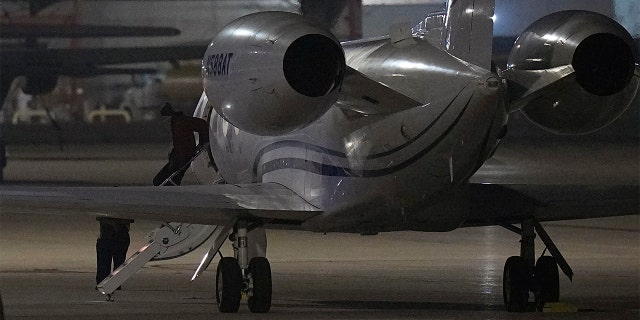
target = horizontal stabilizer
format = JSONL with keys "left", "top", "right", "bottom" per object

{"left": 337, "top": 66, "right": 423, "bottom": 114}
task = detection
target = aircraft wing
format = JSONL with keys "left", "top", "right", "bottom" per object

{"left": 465, "top": 136, "right": 639, "bottom": 227}
{"left": 0, "top": 23, "right": 181, "bottom": 38}
{"left": 1, "top": 43, "right": 208, "bottom": 77}
{"left": 464, "top": 183, "right": 639, "bottom": 228}
{"left": 0, "top": 183, "right": 321, "bottom": 226}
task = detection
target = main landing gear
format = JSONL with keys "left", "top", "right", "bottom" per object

{"left": 215, "top": 221, "right": 272, "bottom": 313}
{"left": 501, "top": 218, "right": 573, "bottom": 312}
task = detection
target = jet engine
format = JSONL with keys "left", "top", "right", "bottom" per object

{"left": 504, "top": 11, "right": 639, "bottom": 134}
{"left": 202, "top": 12, "right": 345, "bottom": 136}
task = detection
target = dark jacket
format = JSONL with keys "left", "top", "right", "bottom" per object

{"left": 170, "top": 114, "right": 209, "bottom": 158}
{"left": 97, "top": 217, "right": 134, "bottom": 240}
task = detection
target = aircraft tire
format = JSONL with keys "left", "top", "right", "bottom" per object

{"left": 248, "top": 257, "right": 272, "bottom": 313}
{"left": 216, "top": 257, "right": 242, "bottom": 313}
{"left": 503, "top": 256, "right": 529, "bottom": 312}
{"left": 534, "top": 256, "right": 559, "bottom": 311}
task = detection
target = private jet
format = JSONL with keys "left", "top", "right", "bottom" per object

{"left": 1, "top": 0, "right": 638, "bottom": 314}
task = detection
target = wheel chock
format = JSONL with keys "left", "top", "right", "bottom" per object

{"left": 542, "top": 302, "right": 578, "bottom": 313}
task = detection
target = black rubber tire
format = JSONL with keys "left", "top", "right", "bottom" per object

{"left": 503, "top": 256, "right": 529, "bottom": 312}
{"left": 535, "top": 256, "right": 560, "bottom": 311}
{"left": 248, "top": 257, "right": 272, "bottom": 313}
{"left": 216, "top": 257, "right": 242, "bottom": 313}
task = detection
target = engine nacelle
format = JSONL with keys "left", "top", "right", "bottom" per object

{"left": 504, "top": 11, "right": 639, "bottom": 134}
{"left": 202, "top": 12, "right": 345, "bottom": 136}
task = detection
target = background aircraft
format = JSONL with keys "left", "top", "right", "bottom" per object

{"left": 0, "top": 0, "right": 209, "bottom": 182}
{"left": 0, "top": 0, "right": 207, "bottom": 106}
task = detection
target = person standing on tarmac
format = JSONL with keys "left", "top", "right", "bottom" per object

{"left": 153, "top": 103, "right": 210, "bottom": 186}
{"left": 96, "top": 217, "right": 134, "bottom": 286}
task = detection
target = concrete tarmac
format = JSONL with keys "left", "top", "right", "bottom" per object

{"left": 1, "top": 144, "right": 639, "bottom": 319}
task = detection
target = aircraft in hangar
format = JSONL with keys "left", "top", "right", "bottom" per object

{"left": 1, "top": 0, "right": 638, "bottom": 314}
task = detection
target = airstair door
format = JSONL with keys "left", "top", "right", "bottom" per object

{"left": 97, "top": 223, "right": 222, "bottom": 295}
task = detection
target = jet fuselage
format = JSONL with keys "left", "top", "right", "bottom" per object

{"left": 194, "top": 36, "right": 508, "bottom": 233}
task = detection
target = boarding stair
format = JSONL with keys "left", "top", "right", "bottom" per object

{"left": 159, "top": 143, "right": 208, "bottom": 186}
{"left": 97, "top": 143, "right": 229, "bottom": 297}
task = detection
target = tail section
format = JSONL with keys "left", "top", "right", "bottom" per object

{"left": 442, "top": 0, "right": 495, "bottom": 69}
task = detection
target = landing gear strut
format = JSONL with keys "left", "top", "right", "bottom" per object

{"left": 215, "top": 220, "right": 272, "bottom": 313}
{"left": 502, "top": 218, "right": 572, "bottom": 312}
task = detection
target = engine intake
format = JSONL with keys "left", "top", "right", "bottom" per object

{"left": 572, "top": 33, "right": 635, "bottom": 97}
{"left": 202, "top": 12, "right": 345, "bottom": 136}
{"left": 504, "top": 11, "right": 639, "bottom": 134}
{"left": 283, "top": 34, "right": 344, "bottom": 98}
